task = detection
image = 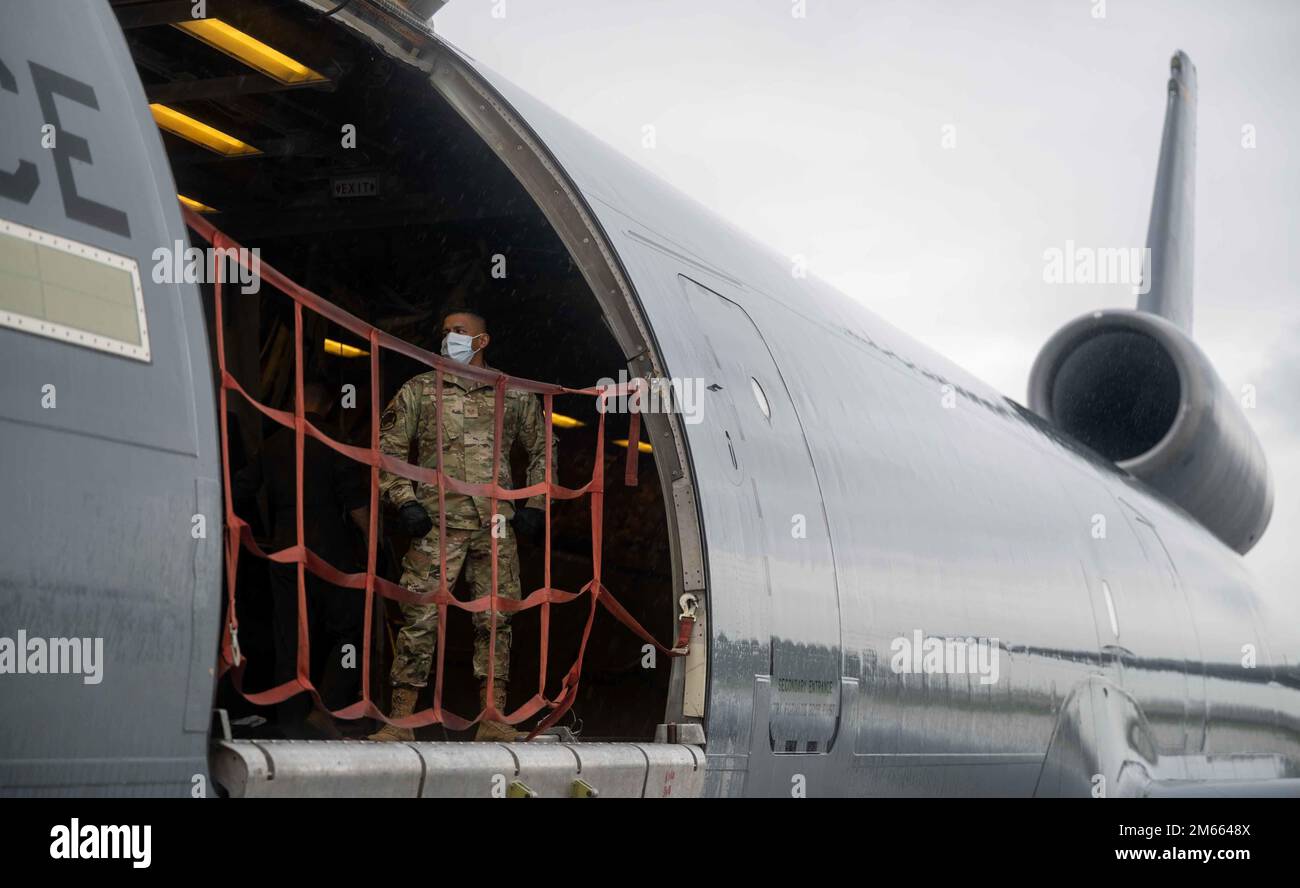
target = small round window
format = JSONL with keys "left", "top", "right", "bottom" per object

{"left": 751, "top": 377, "right": 771, "bottom": 420}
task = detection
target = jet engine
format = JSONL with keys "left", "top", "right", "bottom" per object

{"left": 1028, "top": 308, "right": 1272, "bottom": 553}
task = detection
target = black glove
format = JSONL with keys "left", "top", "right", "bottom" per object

{"left": 397, "top": 502, "right": 433, "bottom": 538}
{"left": 510, "top": 506, "right": 545, "bottom": 543}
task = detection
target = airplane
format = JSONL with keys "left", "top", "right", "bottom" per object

{"left": 0, "top": 0, "right": 1295, "bottom": 798}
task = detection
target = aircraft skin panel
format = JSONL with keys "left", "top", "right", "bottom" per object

{"left": 667, "top": 277, "right": 843, "bottom": 757}
{"left": 452, "top": 47, "right": 1300, "bottom": 796}
{"left": 0, "top": 1, "right": 1294, "bottom": 798}
{"left": 604, "top": 231, "right": 765, "bottom": 765}
{"left": 0, "top": 1, "right": 222, "bottom": 795}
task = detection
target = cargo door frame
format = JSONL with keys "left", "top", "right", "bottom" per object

{"left": 294, "top": 0, "right": 709, "bottom": 730}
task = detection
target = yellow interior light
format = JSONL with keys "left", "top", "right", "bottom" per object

{"left": 174, "top": 19, "right": 327, "bottom": 85}
{"left": 150, "top": 104, "right": 260, "bottom": 156}
{"left": 550, "top": 412, "right": 586, "bottom": 429}
{"left": 177, "top": 194, "right": 218, "bottom": 214}
{"left": 613, "top": 439, "right": 653, "bottom": 454}
{"left": 324, "top": 338, "right": 369, "bottom": 358}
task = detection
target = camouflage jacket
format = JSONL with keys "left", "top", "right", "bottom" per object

{"left": 378, "top": 369, "right": 554, "bottom": 529}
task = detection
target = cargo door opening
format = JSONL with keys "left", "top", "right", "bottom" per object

{"left": 114, "top": 0, "right": 700, "bottom": 743}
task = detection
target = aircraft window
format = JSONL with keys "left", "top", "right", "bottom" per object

{"left": 751, "top": 376, "right": 771, "bottom": 419}
{"left": 0, "top": 218, "right": 150, "bottom": 362}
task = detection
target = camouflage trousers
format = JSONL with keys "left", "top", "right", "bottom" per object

{"left": 390, "top": 520, "right": 521, "bottom": 690}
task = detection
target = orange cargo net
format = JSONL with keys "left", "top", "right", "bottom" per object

{"left": 185, "top": 208, "right": 692, "bottom": 739}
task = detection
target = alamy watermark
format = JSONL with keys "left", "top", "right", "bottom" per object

{"left": 152, "top": 239, "right": 261, "bottom": 294}
{"left": 597, "top": 370, "right": 705, "bottom": 424}
{"left": 50, "top": 819, "right": 150, "bottom": 868}
{"left": 1043, "top": 241, "right": 1150, "bottom": 295}
{"left": 890, "top": 629, "right": 1000, "bottom": 686}
{"left": 0, "top": 629, "right": 104, "bottom": 684}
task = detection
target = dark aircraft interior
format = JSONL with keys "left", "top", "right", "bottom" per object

{"left": 111, "top": 0, "right": 676, "bottom": 741}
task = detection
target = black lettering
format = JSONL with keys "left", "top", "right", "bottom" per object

{"left": 0, "top": 56, "right": 39, "bottom": 204}
{"left": 28, "top": 61, "right": 129, "bottom": 237}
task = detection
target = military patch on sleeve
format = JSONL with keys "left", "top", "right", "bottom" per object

{"left": 380, "top": 408, "right": 397, "bottom": 431}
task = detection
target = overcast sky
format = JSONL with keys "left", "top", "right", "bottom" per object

{"left": 434, "top": 0, "right": 1298, "bottom": 594}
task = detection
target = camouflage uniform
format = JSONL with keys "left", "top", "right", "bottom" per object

{"left": 379, "top": 369, "right": 552, "bottom": 691}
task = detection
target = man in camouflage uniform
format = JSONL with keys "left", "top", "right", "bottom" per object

{"left": 369, "top": 310, "right": 551, "bottom": 742}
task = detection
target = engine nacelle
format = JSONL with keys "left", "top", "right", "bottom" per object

{"left": 1028, "top": 309, "right": 1272, "bottom": 554}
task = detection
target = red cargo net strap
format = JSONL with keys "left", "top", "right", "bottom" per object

{"left": 188, "top": 207, "right": 690, "bottom": 736}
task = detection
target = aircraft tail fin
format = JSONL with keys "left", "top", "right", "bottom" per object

{"left": 1138, "top": 50, "right": 1197, "bottom": 333}
{"left": 1027, "top": 51, "right": 1272, "bottom": 553}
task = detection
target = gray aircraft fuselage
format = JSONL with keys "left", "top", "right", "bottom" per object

{"left": 0, "top": 1, "right": 1296, "bottom": 797}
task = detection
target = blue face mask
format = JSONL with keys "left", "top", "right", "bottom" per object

{"left": 441, "top": 331, "right": 481, "bottom": 364}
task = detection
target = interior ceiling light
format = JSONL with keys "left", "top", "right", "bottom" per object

{"left": 177, "top": 194, "right": 218, "bottom": 214}
{"left": 550, "top": 412, "right": 586, "bottom": 429}
{"left": 173, "top": 19, "right": 327, "bottom": 85}
{"left": 324, "top": 338, "right": 369, "bottom": 358}
{"left": 150, "top": 104, "right": 260, "bottom": 156}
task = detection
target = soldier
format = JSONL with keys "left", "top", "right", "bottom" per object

{"left": 369, "top": 310, "right": 550, "bottom": 742}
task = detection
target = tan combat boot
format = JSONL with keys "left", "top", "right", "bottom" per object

{"left": 474, "top": 681, "right": 519, "bottom": 742}
{"left": 368, "top": 686, "right": 418, "bottom": 742}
